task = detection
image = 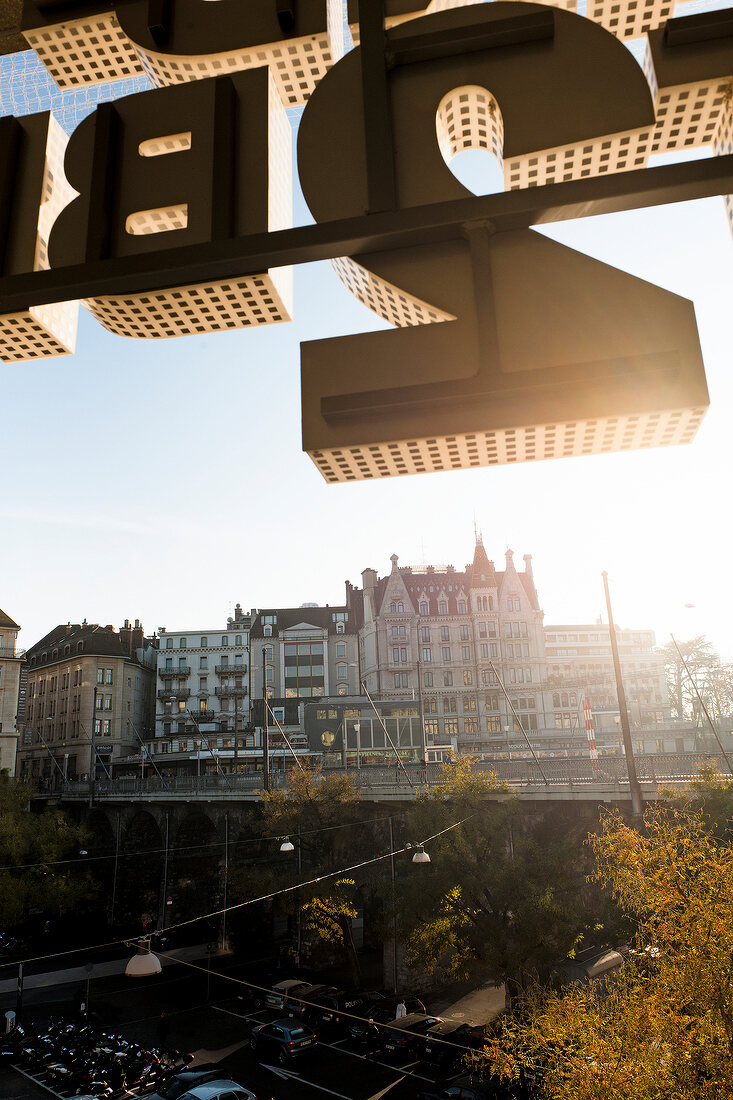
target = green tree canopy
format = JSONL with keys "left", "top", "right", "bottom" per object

{"left": 0, "top": 775, "right": 92, "bottom": 925}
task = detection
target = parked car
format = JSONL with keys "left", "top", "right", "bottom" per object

{"left": 249, "top": 1019, "right": 318, "bottom": 1065}
{"left": 149, "top": 1065, "right": 238, "bottom": 1100}
{"left": 382, "top": 1013, "right": 444, "bottom": 1059}
{"left": 309, "top": 989, "right": 385, "bottom": 1033}
{"left": 264, "top": 980, "right": 312, "bottom": 1012}
{"left": 177, "top": 1084, "right": 256, "bottom": 1100}
{"left": 421, "top": 1020, "right": 487, "bottom": 1074}
{"left": 348, "top": 996, "right": 428, "bottom": 1042}
{"left": 417, "top": 1072, "right": 536, "bottom": 1100}
{"left": 281, "top": 983, "right": 338, "bottom": 1019}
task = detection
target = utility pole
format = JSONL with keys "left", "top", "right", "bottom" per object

{"left": 602, "top": 572, "right": 644, "bottom": 818}
{"left": 262, "top": 646, "right": 270, "bottom": 793}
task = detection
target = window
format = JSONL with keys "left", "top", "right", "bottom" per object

{"left": 419, "top": 602, "right": 428, "bottom": 616}
{"left": 94, "top": 719, "right": 101, "bottom": 734}
{"left": 393, "top": 647, "right": 400, "bottom": 663}
{"left": 336, "top": 663, "right": 347, "bottom": 680}
{"left": 507, "top": 643, "right": 514, "bottom": 658}
{"left": 424, "top": 718, "right": 439, "bottom": 738}
{"left": 463, "top": 695, "right": 477, "bottom": 713}
{"left": 332, "top": 611, "right": 348, "bottom": 622}
{"left": 199, "top": 677, "right": 208, "bottom": 691}
{"left": 444, "top": 718, "right": 459, "bottom": 737}
{"left": 235, "top": 634, "right": 242, "bottom": 645}
{"left": 200, "top": 656, "right": 208, "bottom": 669}
{"left": 440, "top": 626, "right": 450, "bottom": 643}
{"left": 400, "top": 647, "right": 407, "bottom": 663}
{"left": 439, "top": 600, "right": 447, "bottom": 615}
{"left": 264, "top": 646, "right": 273, "bottom": 662}
{"left": 105, "top": 668, "right": 112, "bottom": 684}
{"left": 178, "top": 657, "right": 187, "bottom": 670}
{"left": 463, "top": 670, "right": 473, "bottom": 685}
{"left": 262, "top": 615, "right": 277, "bottom": 625}
{"left": 96, "top": 695, "right": 103, "bottom": 710}
{"left": 180, "top": 637, "right": 187, "bottom": 648}
{"left": 264, "top": 625, "right": 272, "bottom": 637}
{"left": 283, "top": 640, "right": 325, "bottom": 698}
{"left": 221, "top": 635, "right": 228, "bottom": 646}
{"left": 488, "top": 622, "right": 496, "bottom": 637}
{"left": 443, "top": 696, "right": 457, "bottom": 713}
{"left": 457, "top": 600, "right": 467, "bottom": 614}
{"left": 104, "top": 695, "right": 112, "bottom": 710}
{"left": 97, "top": 668, "right": 103, "bottom": 684}
{"left": 336, "top": 643, "right": 346, "bottom": 657}
{"left": 424, "top": 697, "right": 437, "bottom": 713}
{"left": 484, "top": 694, "right": 499, "bottom": 710}
{"left": 461, "top": 646, "right": 470, "bottom": 661}
{"left": 266, "top": 667, "right": 274, "bottom": 683}
{"left": 420, "top": 626, "right": 430, "bottom": 642}
{"left": 443, "top": 671, "right": 453, "bottom": 686}
{"left": 422, "top": 647, "right": 432, "bottom": 663}
{"left": 200, "top": 636, "right": 208, "bottom": 647}
{"left": 504, "top": 623, "right": 512, "bottom": 638}
{"left": 480, "top": 643, "right": 488, "bottom": 658}
{"left": 102, "top": 719, "right": 111, "bottom": 735}
{"left": 459, "top": 625, "right": 470, "bottom": 641}
{"left": 393, "top": 672, "right": 408, "bottom": 688}
{"left": 464, "top": 717, "right": 479, "bottom": 734}
{"left": 166, "top": 638, "right": 173, "bottom": 649}
{"left": 442, "top": 647, "right": 451, "bottom": 663}
{"left": 424, "top": 671, "right": 433, "bottom": 687}
{"left": 336, "top": 621, "right": 345, "bottom": 634}
{"left": 390, "top": 600, "right": 404, "bottom": 613}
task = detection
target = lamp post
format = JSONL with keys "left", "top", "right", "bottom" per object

{"left": 262, "top": 646, "right": 271, "bottom": 793}
{"left": 602, "top": 572, "right": 643, "bottom": 819}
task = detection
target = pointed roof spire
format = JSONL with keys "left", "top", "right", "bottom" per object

{"left": 471, "top": 538, "right": 493, "bottom": 583}
{"left": 390, "top": 553, "right": 399, "bottom": 573}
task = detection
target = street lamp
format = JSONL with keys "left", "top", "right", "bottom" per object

{"left": 124, "top": 937, "right": 162, "bottom": 977}
{"left": 280, "top": 837, "right": 295, "bottom": 853}
{"left": 411, "top": 844, "right": 431, "bottom": 864}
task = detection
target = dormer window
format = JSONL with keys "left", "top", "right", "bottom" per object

{"left": 419, "top": 602, "right": 428, "bottom": 616}
{"left": 439, "top": 601, "right": 447, "bottom": 615}
{"left": 390, "top": 601, "right": 404, "bottom": 613}
{"left": 336, "top": 621, "right": 345, "bottom": 634}
{"left": 264, "top": 624, "right": 273, "bottom": 637}
{"left": 457, "top": 600, "right": 467, "bottom": 614}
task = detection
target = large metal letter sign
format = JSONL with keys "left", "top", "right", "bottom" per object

{"left": 2, "top": 0, "right": 733, "bottom": 481}
{"left": 298, "top": 2, "right": 708, "bottom": 479}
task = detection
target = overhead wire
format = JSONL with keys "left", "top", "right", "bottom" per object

{"left": 2, "top": 811, "right": 408, "bottom": 872}
{"left": 0, "top": 815, "right": 473, "bottom": 971}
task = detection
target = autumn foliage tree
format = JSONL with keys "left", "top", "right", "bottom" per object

{"left": 484, "top": 796, "right": 733, "bottom": 1099}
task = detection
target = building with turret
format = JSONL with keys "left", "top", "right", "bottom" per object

{"left": 357, "top": 542, "right": 547, "bottom": 754}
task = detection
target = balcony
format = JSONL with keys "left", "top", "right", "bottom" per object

{"left": 157, "top": 687, "right": 191, "bottom": 700}
{"left": 160, "top": 665, "right": 191, "bottom": 678}
{"left": 215, "top": 664, "right": 247, "bottom": 675}
{"left": 215, "top": 685, "right": 248, "bottom": 698}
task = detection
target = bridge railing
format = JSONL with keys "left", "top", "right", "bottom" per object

{"left": 40, "top": 752, "right": 729, "bottom": 800}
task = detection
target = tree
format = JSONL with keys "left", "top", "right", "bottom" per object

{"left": 484, "top": 802, "right": 733, "bottom": 1099}
{"left": 398, "top": 757, "right": 607, "bottom": 999}
{"left": 657, "top": 635, "right": 728, "bottom": 720}
{"left": 301, "top": 878, "right": 362, "bottom": 985}
{"left": 0, "top": 774, "right": 92, "bottom": 926}
{"left": 248, "top": 764, "right": 371, "bottom": 973}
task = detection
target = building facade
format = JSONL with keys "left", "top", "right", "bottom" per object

{"left": 151, "top": 604, "right": 252, "bottom": 774}
{"left": 18, "top": 620, "right": 157, "bottom": 783}
{"left": 357, "top": 544, "right": 549, "bottom": 754}
{"left": 0, "top": 607, "right": 24, "bottom": 775}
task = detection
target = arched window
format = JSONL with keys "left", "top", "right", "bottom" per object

{"left": 336, "top": 621, "right": 345, "bottom": 634}
{"left": 264, "top": 646, "right": 273, "bottom": 662}
{"left": 561, "top": 692, "right": 569, "bottom": 707}
{"left": 264, "top": 624, "right": 272, "bottom": 637}
{"left": 439, "top": 600, "right": 447, "bottom": 615}
{"left": 458, "top": 600, "right": 467, "bottom": 614}
{"left": 552, "top": 692, "right": 560, "bottom": 708}
{"left": 419, "top": 602, "right": 428, "bottom": 616}
{"left": 390, "top": 601, "right": 397, "bottom": 613}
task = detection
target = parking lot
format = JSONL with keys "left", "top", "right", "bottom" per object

{"left": 0, "top": 977, "right": 506, "bottom": 1100}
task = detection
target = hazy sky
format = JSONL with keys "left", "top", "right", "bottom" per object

{"left": 2, "top": 12, "right": 732, "bottom": 660}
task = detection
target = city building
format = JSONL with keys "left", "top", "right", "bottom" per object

{"left": 357, "top": 544, "right": 548, "bottom": 754}
{"left": 544, "top": 623, "right": 676, "bottom": 752}
{"left": 18, "top": 619, "right": 157, "bottom": 783}
{"left": 151, "top": 604, "right": 252, "bottom": 775}
{"left": 0, "top": 607, "right": 24, "bottom": 775}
